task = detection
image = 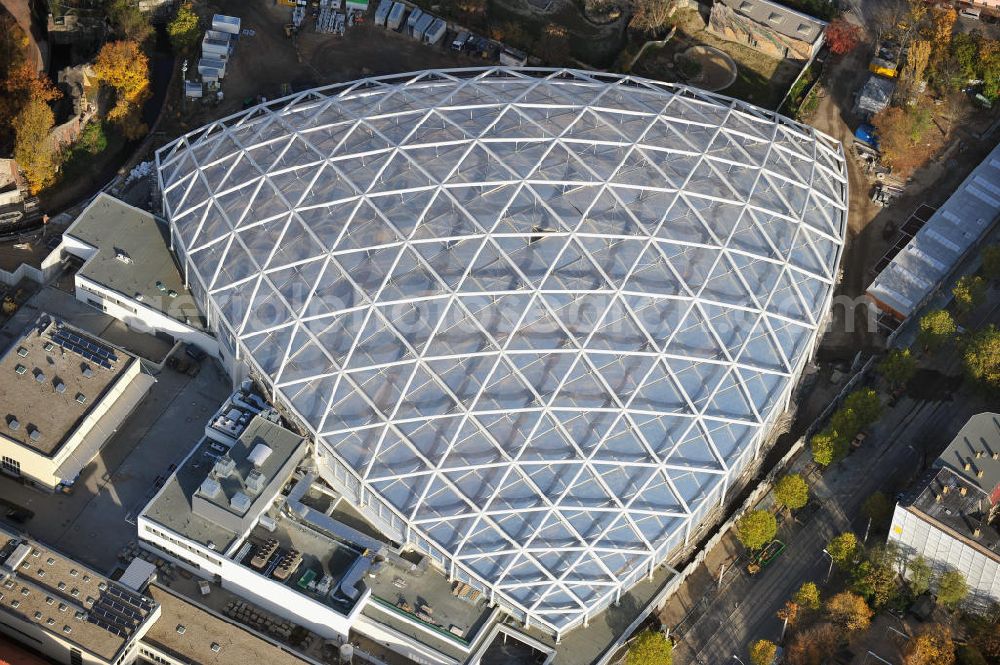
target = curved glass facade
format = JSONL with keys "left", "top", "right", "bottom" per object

{"left": 156, "top": 68, "right": 848, "bottom": 635}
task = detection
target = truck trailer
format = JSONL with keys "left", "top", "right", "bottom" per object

{"left": 387, "top": 2, "right": 406, "bottom": 30}
{"left": 374, "top": 0, "right": 391, "bottom": 26}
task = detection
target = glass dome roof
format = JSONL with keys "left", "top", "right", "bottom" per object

{"left": 156, "top": 68, "right": 847, "bottom": 635}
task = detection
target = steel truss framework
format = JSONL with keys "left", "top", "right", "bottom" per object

{"left": 155, "top": 67, "right": 848, "bottom": 636}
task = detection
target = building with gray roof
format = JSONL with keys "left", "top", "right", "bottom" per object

{"left": 868, "top": 143, "right": 1000, "bottom": 320}
{"left": 61, "top": 193, "right": 217, "bottom": 356}
{"left": 708, "top": 0, "right": 827, "bottom": 61}
{"left": 0, "top": 526, "right": 160, "bottom": 665}
{"left": 889, "top": 413, "right": 1000, "bottom": 609}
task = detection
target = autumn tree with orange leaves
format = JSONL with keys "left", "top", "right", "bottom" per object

{"left": 8, "top": 63, "right": 62, "bottom": 192}
{"left": 94, "top": 40, "right": 151, "bottom": 140}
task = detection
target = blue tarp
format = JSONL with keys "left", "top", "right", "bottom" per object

{"left": 854, "top": 123, "right": 879, "bottom": 148}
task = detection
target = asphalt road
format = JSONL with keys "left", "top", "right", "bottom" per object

{"left": 673, "top": 391, "right": 973, "bottom": 664}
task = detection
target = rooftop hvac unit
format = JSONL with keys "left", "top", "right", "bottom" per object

{"left": 229, "top": 491, "right": 252, "bottom": 514}
{"left": 6, "top": 416, "right": 18, "bottom": 431}
{"left": 114, "top": 249, "right": 132, "bottom": 264}
{"left": 247, "top": 444, "right": 272, "bottom": 468}
{"left": 28, "top": 428, "right": 40, "bottom": 442}
{"left": 258, "top": 514, "right": 277, "bottom": 532}
{"left": 198, "top": 477, "right": 222, "bottom": 499}
{"left": 212, "top": 455, "right": 236, "bottom": 477}
{"left": 245, "top": 469, "right": 266, "bottom": 495}
{"left": 81, "top": 365, "right": 93, "bottom": 378}
{"left": 54, "top": 380, "right": 66, "bottom": 394}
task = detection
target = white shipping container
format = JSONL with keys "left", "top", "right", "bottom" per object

{"left": 198, "top": 57, "right": 227, "bottom": 79}
{"left": 406, "top": 7, "right": 422, "bottom": 35}
{"left": 412, "top": 12, "right": 433, "bottom": 40}
{"left": 424, "top": 18, "right": 446, "bottom": 45}
{"left": 387, "top": 2, "right": 406, "bottom": 30}
{"left": 185, "top": 81, "right": 204, "bottom": 98}
{"left": 202, "top": 36, "right": 230, "bottom": 58}
{"left": 374, "top": 0, "right": 391, "bottom": 26}
{"left": 211, "top": 13, "right": 241, "bottom": 35}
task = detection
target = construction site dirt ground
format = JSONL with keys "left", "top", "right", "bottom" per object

{"left": 166, "top": 0, "right": 485, "bottom": 133}
{"left": 802, "top": 45, "right": 1000, "bottom": 354}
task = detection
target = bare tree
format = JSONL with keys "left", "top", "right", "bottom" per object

{"left": 869, "top": 0, "right": 908, "bottom": 46}
{"left": 629, "top": 0, "right": 675, "bottom": 35}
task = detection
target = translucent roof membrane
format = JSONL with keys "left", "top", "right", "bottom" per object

{"left": 156, "top": 68, "right": 848, "bottom": 635}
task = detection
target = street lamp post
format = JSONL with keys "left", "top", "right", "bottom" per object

{"left": 822, "top": 548, "right": 834, "bottom": 583}
{"left": 181, "top": 59, "right": 188, "bottom": 108}
{"left": 732, "top": 655, "right": 746, "bottom": 665}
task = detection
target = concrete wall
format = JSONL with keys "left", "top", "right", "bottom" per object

{"left": 354, "top": 611, "right": 460, "bottom": 665}
{"left": 137, "top": 518, "right": 361, "bottom": 641}
{"left": 74, "top": 276, "right": 219, "bottom": 357}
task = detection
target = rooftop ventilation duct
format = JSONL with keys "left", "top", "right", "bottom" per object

{"left": 198, "top": 477, "right": 222, "bottom": 499}
{"left": 245, "top": 469, "right": 266, "bottom": 495}
{"left": 212, "top": 455, "right": 235, "bottom": 478}
{"left": 247, "top": 444, "right": 272, "bottom": 469}
{"left": 229, "top": 491, "right": 252, "bottom": 514}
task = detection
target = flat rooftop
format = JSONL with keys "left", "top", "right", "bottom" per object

{"left": 143, "top": 584, "right": 310, "bottom": 665}
{"left": 907, "top": 465, "right": 1000, "bottom": 559}
{"left": 364, "top": 544, "right": 493, "bottom": 651}
{"left": 198, "top": 416, "right": 306, "bottom": 521}
{"left": 64, "top": 193, "right": 206, "bottom": 330}
{"left": 0, "top": 529, "right": 157, "bottom": 662}
{"left": 238, "top": 515, "right": 361, "bottom": 615}
{"left": 868, "top": 143, "right": 1000, "bottom": 318}
{"left": 143, "top": 415, "right": 305, "bottom": 553}
{"left": 0, "top": 315, "right": 133, "bottom": 457}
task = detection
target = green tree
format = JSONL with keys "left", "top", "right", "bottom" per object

{"left": 918, "top": 310, "right": 957, "bottom": 351}
{"left": 825, "top": 591, "right": 873, "bottom": 632}
{"left": 774, "top": 474, "right": 809, "bottom": 511}
{"left": 811, "top": 429, "right": 846, "bottom": 467}
{"left": 982, "top": 244, "right": 1000, "bottom": 281}
{"left": 106, "top": 0, "right": 152, "bottom": 42}
{"left": 735, "top": 509, "right": 777, "bottom": 551}
{"left": 851, "top": 548, "right": 899, "bottom": 609}
{"left": 909, "top": 555, "right": 932, "bottom": 596}
{"left": 862, "top": 491, "right": 894, "bottom": 527}
{"left": 794, "top": 581, "right": 821, "bottom": 611}
{"left": 828, "top": 532, "right": 858, "bottom": 568}
{"left": 953, "top": 275, "right": 987, "bottom": 314}
{"left": 749, "top": 639, "right": 777, "bottom": 665}
{"left": 626, "top": 629, "right": 672, "bottom": 665}
{"left": 843, "top": 389, "right": 882, "bottom": 427}
{"left": 963, "top": 325, "right": 1000, "bottom": 390}
{"left": 168, "top": 2, "right": 201, "bottom": 54}
{"left": 936, "top": 570, "right": 969, "bottom": 609}
{"left": 880, "top": 348, "right": 917, "bottom": 389}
